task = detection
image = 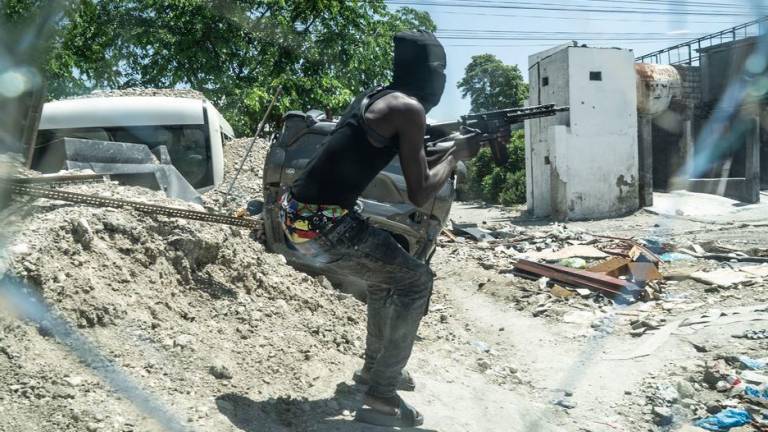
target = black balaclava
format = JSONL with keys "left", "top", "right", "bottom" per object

{"left": 390, "top": 30, "right": 446, "bottom": 113}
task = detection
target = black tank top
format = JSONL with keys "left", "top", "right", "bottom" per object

{"left": 291, "top": 87, "right": 399, "bottom": 209}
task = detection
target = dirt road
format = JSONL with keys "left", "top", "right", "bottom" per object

{"left": 2, "top": 177, "right": 767, "bottom": 432}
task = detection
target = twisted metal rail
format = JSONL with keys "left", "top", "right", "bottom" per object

{"left": 3, "top": 180, "right": 262, "bottom": 230}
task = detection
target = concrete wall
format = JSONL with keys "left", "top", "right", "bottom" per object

{"left": 700, "top": 37, "right": 757, "bottom": 104}
{"left": 526, "top": 46, "right": 571, "bottom": 217}
{"left": 526, "top": 45, "right": 639, "bottom": 220}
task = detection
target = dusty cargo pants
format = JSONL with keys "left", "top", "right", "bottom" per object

{"left": 295, "top": 212, "right": 433, "bottom": 398}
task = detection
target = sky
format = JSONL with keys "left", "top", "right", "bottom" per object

{"left": 385, "top": 0, "right": 764, "bottom": 122}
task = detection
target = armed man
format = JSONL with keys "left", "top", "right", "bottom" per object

{"left": 279, "top": 30, "right": 480, "bottom": 427}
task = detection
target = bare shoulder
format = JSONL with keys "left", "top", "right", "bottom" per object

{"left": 366, "top": 91, "right": 424, "bottom": 122}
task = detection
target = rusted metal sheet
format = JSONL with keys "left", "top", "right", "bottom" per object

{"left": 635, "top": 63, "right": 682, "bottom": 115}
{"left": 514, "top": 259, "right": 642, "bottom": 301}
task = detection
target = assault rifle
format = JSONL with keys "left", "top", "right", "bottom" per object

{"left": 425, "top": 104, "right": 569, "bottom": 165}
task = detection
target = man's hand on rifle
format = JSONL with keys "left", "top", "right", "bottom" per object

{"left": 450, "top": 129, "right": 482, "bottom": 161}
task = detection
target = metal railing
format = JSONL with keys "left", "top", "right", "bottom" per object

{"left": 636, "top": 16, "right": 768, "bottom": 65}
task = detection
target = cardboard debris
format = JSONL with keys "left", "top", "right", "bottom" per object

{"left": 588, "top": 257, "right": 632, "bottom": 277}
{"left": 629, "top": 245, "right": 662, "bottom": 265}
{"left": 587, "top": 256, "right": 662, "bottom": 284}
{"left": 690, "top": 268, "right": 750, "bottom": 288}
{"left": 527, "top": 245, "right": 609, "bottom": 262}
{"left": 628, "top": 262, "right": 663, "bottom": 283}
{"left": 550, "top": 285, "right": 576, "bottom": 298}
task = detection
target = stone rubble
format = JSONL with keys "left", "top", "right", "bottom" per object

{"left": 0, "top": 138, "right": 367, "bottom": 431}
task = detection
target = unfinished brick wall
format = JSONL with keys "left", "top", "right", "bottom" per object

{"left": 672, "top": 65, "right": 701, "bottom": 107}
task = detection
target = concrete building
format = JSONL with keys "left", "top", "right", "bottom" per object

{"left": 526, "top": 43, "right": 640, "bottom": 220}
{"left": 636, "top": 19, "right": 765, "bottom": 203}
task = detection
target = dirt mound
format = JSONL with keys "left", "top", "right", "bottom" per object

{"left": 67, "top": 88, "right": 206, "bottom": 100}
{"left": 202, "top": 137, "right": 269, "bottom": 213}
{"left": 0, "top": 176, "right": 365, "bottom": 431}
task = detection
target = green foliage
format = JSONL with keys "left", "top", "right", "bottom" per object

{"left": 499, "top": 170, "right": 526, "bottom": 206}
{"left": 9, "top": 1, "right": 435, "bottom": 135}
{"left": 457, "top": 53, "right": 528, "bottom": 206}
{"left": 466, "top": 130, "right": 526, "bottom": 206}
{"left": 456, "top": 53, "right": 528, "bottom": 113}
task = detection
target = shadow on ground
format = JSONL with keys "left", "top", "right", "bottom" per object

{"left": 216, "top": 382, "right": 437, "bottom": 432}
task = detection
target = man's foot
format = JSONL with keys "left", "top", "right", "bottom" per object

{"left": 355, "top": 393, "right": 424, "bottom": 427}
{"left": 352, "top": 368, "right": 416, "bottom": 391}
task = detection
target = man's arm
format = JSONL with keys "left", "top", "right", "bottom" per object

{"left": 425, "top": 144, "right": 454, "bottom": 168}
{"left": 366, "top": 93, "right": 479, "bottom": 207}
{"left": 397, "top": 104, "right": 457, "bottom": 207}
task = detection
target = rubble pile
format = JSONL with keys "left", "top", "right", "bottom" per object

{"left": 439, "top": 222, "right": 662, "bottom": 316}
{"left": 626, "top": 348, "right": 768, "bottom": 431}
{"left": 439, "top": 220, "right": 768, "bottom": 337}
{"left": 202, "top": 137, "right": 269, "bottom": 213}
{"left": 0, "top": 166, "right": 365, "bottom": 431}
{"left": 68, "top": 88, "right": 206, "bottom": 100}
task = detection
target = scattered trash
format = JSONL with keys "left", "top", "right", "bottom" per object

{"left": 639, "top": 237, "right": 672, "bottom": 255}
{"left": 550, "top": 285, "right": 575, "bottom": 298}
{"left": 629, "top": 245, "right": 661, "bottom": 265}
{"left": 660, "top": 252, "right": 697, "bottom": 262}
{"left": 574, "top": 288, "right": 592, "bottom": 297}
{"left": 628, "top": 262, "right": 663, "bottom": 283}
{"left": 558, "top": 257, "right": 587, "bottom": 269}
{"left": 733, "top": 329, "right": 768, "bottom": 340}
{"left": 527, "top": 245, "right": 608, "bottom": 262}
{"left": 736, "top": 355, "right": 767, "bottom": 370}
{"left": 514, "top": 259, "right": 641, "bottom": 302}
{"left": 585, "top": 246, "right": 663, "bottom": 287}
{"left": 693, "top": 407, "right": 751, "bottom": 431}
{"left": 741, "top": 264, "right": 768, "bottom": 277}
{"left": 440, "top": 228, "right": 458, "bottom": 242}
{"left": 741, "top": 370, "right": 768, "bottom": 385}
{"left": 538, "top": 277, "right": 550, "bottom": 290}
{"left": 470, "top": 340, "right": 491, "bottom": 353}
{"left": 743, "top": 385, "right": 768, "bottom": 405}
{"left": 552, "top": 397, "right": 577, "bottom": 409}
{"left": 653, "top": 406, "right": 674, "bottom": 426}
{"left": 690, "top": 268, "right": 750, "bottom": 288}
{"left": 587, "top": 257, "right": 631, "bottom": 276}
{"left": 451, "top": 222, "right": 495, "bottom": 241}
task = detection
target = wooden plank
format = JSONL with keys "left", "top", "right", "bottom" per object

{"left": 587, "top": 256, "right": 631, "bottom": 276}
{"left": 440, "top": 228, "right": 457, "bottom": 242}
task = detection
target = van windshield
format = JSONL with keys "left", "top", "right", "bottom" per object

{"left": 35, "top": 124, "right": 213, "bottom": 189}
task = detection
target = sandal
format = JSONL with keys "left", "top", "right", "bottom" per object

{"left": 355, "top": 394, "right": 424, "bottom": 428}
{"left": 352, "top": 368, "right": 416, "bottom": 392}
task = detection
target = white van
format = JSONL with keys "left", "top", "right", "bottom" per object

{"left": 35, "top": 96, "right": 234, "bottom": 191}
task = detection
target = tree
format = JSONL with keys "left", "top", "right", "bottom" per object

{"left": 457, "top": 54, "right": 528, "bottom": 206}
{"left": 457, "top": 54, "right": 527, "bottom": 113}
{"left": 3, "top": 1, "right": 435, "bottom": 135}
{"left": 467, "top": 130, "right": 526, "bottom": 205}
